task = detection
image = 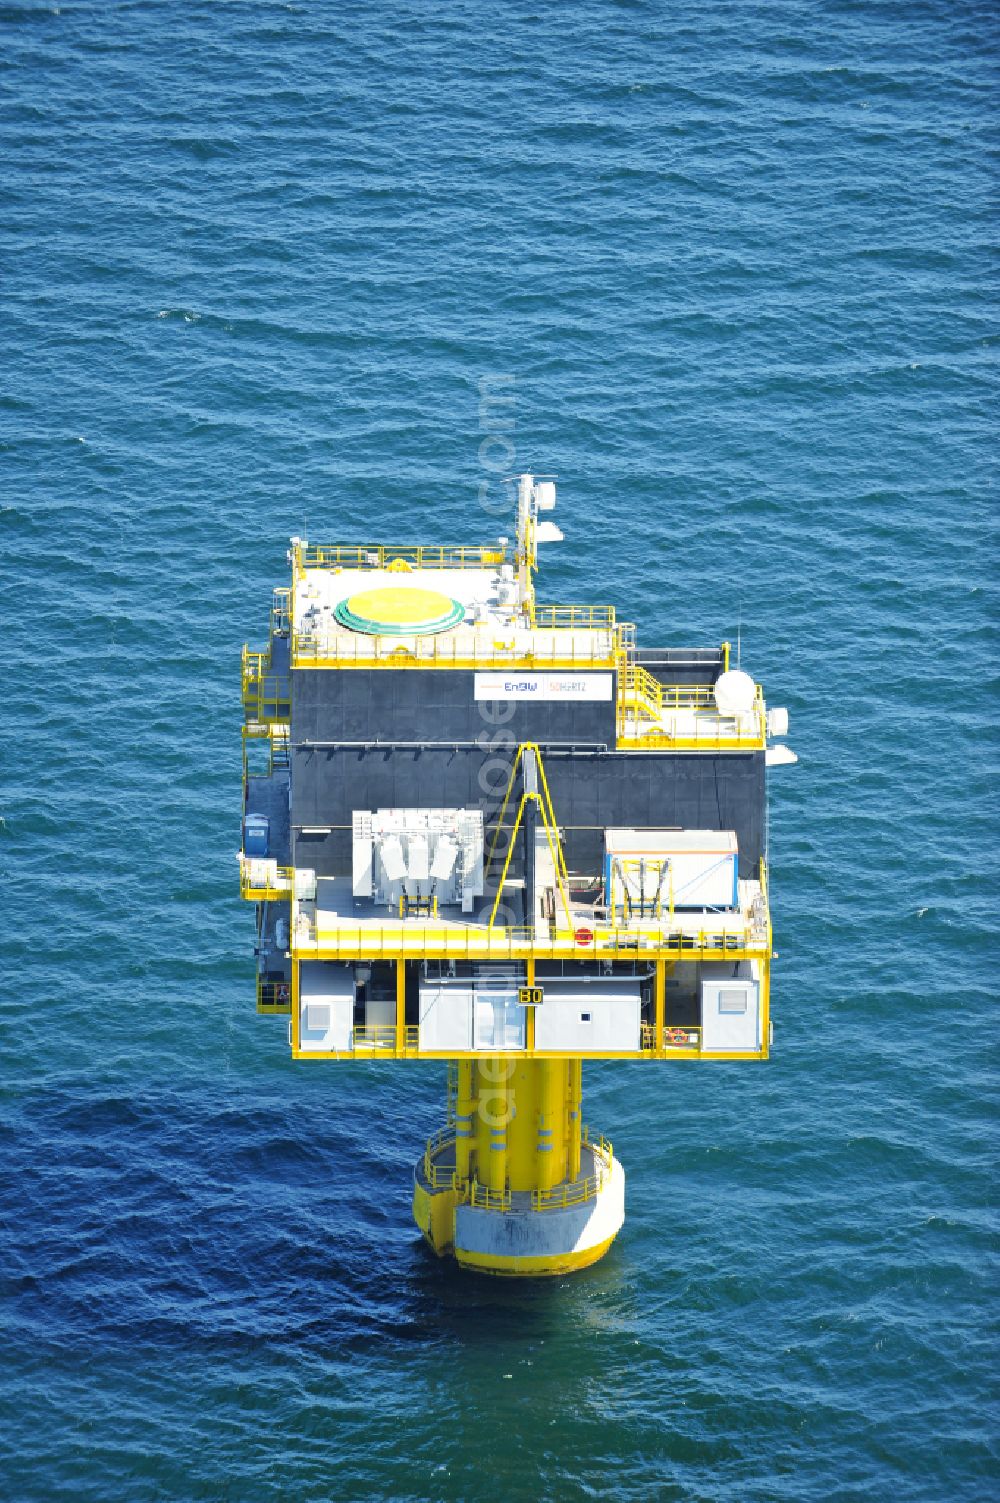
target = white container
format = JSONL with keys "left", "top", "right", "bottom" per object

{"left": 298, "top": 962, "right": 355, "bottom": 1052}
{"left": 533, "top": 978, "right": 640, "bottom": 1053}
{"left": 605, "top": 829, "right": 739, "bottom": 911}
{"left": 700, "top": 962, "right": 761, "bottom": 1052}
{"left": 418, "top": 984, "right": 473, "bottom": 1052}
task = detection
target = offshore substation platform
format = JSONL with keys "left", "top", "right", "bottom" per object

{"left": 239, "top": 476, "right": 795, "bottom": 1276}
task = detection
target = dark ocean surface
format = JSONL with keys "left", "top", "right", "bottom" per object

{"left": 1, "top": 2, "right": 997, "bottom": 1499}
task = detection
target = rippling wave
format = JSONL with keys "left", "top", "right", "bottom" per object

{"left": 1, "top": 2, "right": 996, "bottom": 1499}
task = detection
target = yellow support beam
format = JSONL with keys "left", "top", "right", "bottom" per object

{"left": 455, "top": 1061, "right": 475, "bottom": 1180}
{"left": 534, "top": 750, "right": 571, "bottom": 890}
{"left": 484, "top": 743, "right": 525, "bottom": 877}
{"left": 396, "top": 960, "right": 406, "bottom": 1051}
{"left": 290, "top": 958, "right": 300, "bottom": 1052}
{"left": 505, "top": 1061, "right": 539, "bottom": 1192}
{"left": 487, "top": 744, "right": 573, "bottom": 934}
{"left": 567, "top": 1060, "right": 582, "bottom": 1181}
{"left": 536, "top": 1060, "right": 565, "bottom": 1193}
{"left": 488, "top": 790, "right": 529, "bottom": 928}
{"left": 525, "top": 958, "right": 536, "bottom": 1052}
{"left": 654, "top": 960, "right": 666, "bottom": 1054}
{"left": 475, "top": 1058, "right": 510, "bottom": 1194}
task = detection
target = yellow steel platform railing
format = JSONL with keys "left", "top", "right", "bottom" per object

{"left": 240, "top": 860, "right": 294, "bottom": 901}
{"left": 351, "top": 1024, "right": 420, "bottom": 1054}
{"left": 467, "top": 1179, "right": 512, "bottom": 1212}
{"left": 291, "top": 623, "right": 620, "bottom": 671}
{"left": 270, "top": 586, "right": 291, "bottom": 635}
{"left": 422, "top": 1127, "right": 459, "bottom": 1190}
{"left": 530, "top": 1136, "right": 614, "bottom": 1211}
{"left": 242, "top": 645, "right": 266, "bottom": 711}
{"left": 242, "top": 720, "right": 290, "bottom": 775}
{"left": 616, "top": 668, "right": 767, "bottom": 751}
{"left": 640, "top": 1023, "right": 702, "bottom": 1053}
{"left": 530, "top": 603, "right": 617, "bottom": 629}
{"left": 298, "top": 543, "right": 508, "bottom": 572}
{"left": 256, "top": 976, "right": 291, "bottom": 1015}
{"left": 757, "top": 859, "right": 773, "bottom": 952}
{"left": 306, "top": 920, "right": 765, "bottom": 961}
{"left": 350, "top": 1024, "right": 396, "bottom": 1052}
{"left": 422, "top": 1135, "right": 614, "bottom": 1210}
{"left": 242, "top": 643, "right": 291, "bottom": 721}
{"left": 618, "top": 662, "right": 670, "bottom": 721}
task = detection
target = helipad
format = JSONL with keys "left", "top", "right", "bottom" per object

{"left": 333, "top": 585, "right": 466, "bottom": 636}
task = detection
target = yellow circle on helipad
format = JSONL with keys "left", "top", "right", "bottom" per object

{"left": 334, "top": 585, "right": 465, "bottom": 636}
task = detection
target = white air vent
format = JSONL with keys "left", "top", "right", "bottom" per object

{"left": 303, "top": 1003, "right": 330, "bottom": 1032}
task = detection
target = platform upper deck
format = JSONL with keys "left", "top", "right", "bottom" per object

{"left": 290, "top": 542, "right": 619, "bottom": 671}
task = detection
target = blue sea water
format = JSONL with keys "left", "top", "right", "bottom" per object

{"left": 1, "top": 1, "right": 997, "bottom": 1499}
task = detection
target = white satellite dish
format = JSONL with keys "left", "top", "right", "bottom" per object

{"left": 714, "top": 669, "right": 757, "bottom": 716}
{"left": 535, "top": 520, "right": 564, "bottom": 543}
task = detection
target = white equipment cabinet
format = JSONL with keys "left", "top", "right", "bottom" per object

{"left": 298, "top": 962, "right": 355, "bottom": 1053}
{"left": 418, "top": 971, "right": 525, "bottom": 1053}
{"left": 533, "top": 977, "right": 641, "bottom": 1053}
{"left": 700, "top": 962, "right": 761, "bottom": 1053}
{"left": 418, "top": 983, "right": 473, "bottom": 1052}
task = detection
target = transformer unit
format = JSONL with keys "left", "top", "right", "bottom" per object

{"left": 352, "top": 807, "right": 485, "bottom": 913}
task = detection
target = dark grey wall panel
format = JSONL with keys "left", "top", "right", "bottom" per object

{"left": 292, "top": 667, "right": 616, "bottom": 746}
{"left": 292, "top": 746, "right": 515, "bottom": 825}
{"left": 291, "top": 746, "right": 765, "bottom": 880}
{"left": 635, "top": 648, "right": 723, "bottom": 687}
{"left": 542, "top": 750, "right": 764, "bottom": 877}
